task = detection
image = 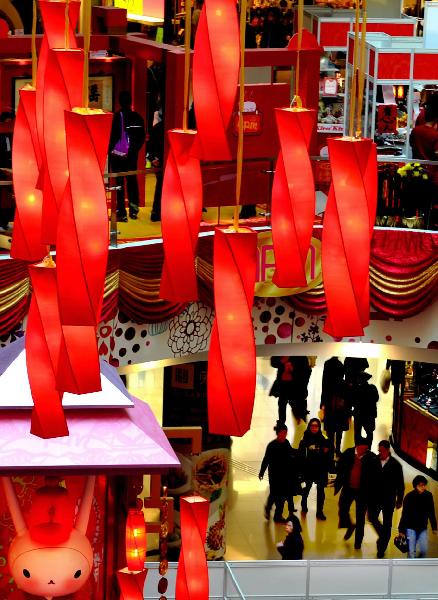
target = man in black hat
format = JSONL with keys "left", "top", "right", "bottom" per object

{"left": 352, "top": 371, "right": 379, "bottom": 449}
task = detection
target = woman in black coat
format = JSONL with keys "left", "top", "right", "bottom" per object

{"left": 259, "top": 422, "right": 300, "bottom": 522}
{"left": 277, "top": 515, "right": 304, "bottom": 560}
{"left": 298, "top": 418, "right": 331, "bottom": 519}
{"left": 320, "top": 357, "right": 350, "bottom": 458}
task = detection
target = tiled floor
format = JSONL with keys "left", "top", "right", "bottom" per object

{"left": 128, "top": 355, "right": 438, "bottom": 561}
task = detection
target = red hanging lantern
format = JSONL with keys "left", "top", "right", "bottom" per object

{"left": 192, "top": 0, "right": 240, "bottom": 160}
{"left": 41, "top": 48, "right": 84, "bottom": 244}
{"left": 208, "top": 228, "right": 257, "bottom": 436}
{"left": 160, "top": 130, "right": 203, "bottom": 302}
{"left": 11, "top": 85, "right": 48, "bottom": 262}
{"left": 322, "top": 137, "right": 377, "bottom": 337}
{"left": 176, "top": 496, "right": 209, "bottom": 600}
{"left": 55, "top": 108, "right": 112, "bottom": 394}
{"left": 117, "top": 569, "right": 148, "bottom": 600}
{"left": 26, "top": 260, "right": 68, "bottom": 439}
{"left": 271, "top": 107, "right": 316, "bottom": 288}
{"left": 125, "top": 509, "right": 147, "bottom": 572}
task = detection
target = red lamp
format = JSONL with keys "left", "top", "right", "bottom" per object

{"left": 208, "top": 228, "right": 257, "bottom": 436}
{"left": 176, "top": 496, "right": 209, "bottom": 600}
{"left": 322, "top": 136, "right": 377, "bottom": 337}
{"left": 11, "top": 85, "right": 48, "bottom": 262}
{"left": 125, "top": 509, "right": 147, "bottom": 572}
{"left": 117, "top": 569, "right": 148, "bottom": 600}
{"left": 271, "top": 107, "right": 316, "bottom": 288}
{"left": 192, "top": 0, "right": 240, "bottom": 160}
{"left": 26, "top": 260, "right": 68, "bottom": 439}
{"left": 160, "top": 129, "right": 203, "bottom": 302}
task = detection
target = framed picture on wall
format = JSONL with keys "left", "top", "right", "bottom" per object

{"left": 12, "top": 74, "right": 113, "bottom": 113}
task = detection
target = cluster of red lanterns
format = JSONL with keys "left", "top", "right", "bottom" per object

{"left": 12, "top": 0, "right": 112, "bottom": 438}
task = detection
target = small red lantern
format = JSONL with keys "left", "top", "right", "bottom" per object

{"left": 126, "top": 509, "right": 147, "bottom": 572}
{"left": 160, "top": 129, "right": 203, "bottom": 302}
{"left": 192, "top": 0, "right": 239, "bottom": 160}
{"left": 117, "top": 568, "right": 148, "bottom": 600}
{"left": 208, "top": 228, "right": 257, "bottom": 436}
{"left": 176, "top": 496, "right": 209, "bottom": 600}
{"left": 322, "top": 136, "right": 377, "bottom": 337}
{"left": 271, "top": 107, "right": 316, "bottom": 288}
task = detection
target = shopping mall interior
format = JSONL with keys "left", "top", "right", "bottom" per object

{"left": 0, "top": 0, "right": 437, "bottom": 599}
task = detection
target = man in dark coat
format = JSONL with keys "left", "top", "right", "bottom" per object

{"left": 368, "top": 440, "right": 405, "bottom": 557}
{"left": 335, "top": 438, "right": 379, "bottom": 549}
{"left": 259, "top": 422, "right": 300, "bottom": 522}
{"left": 399, "top": 475, "right": 437, "bottom": 558}
{"left": 352, "top": 372, "right": 379, "bottom": 448}
{"left": 109, "top": 91, "right": 146, "bottom": 221}
{"left": 269, "top": 356, "right": 311, "bottom": 424}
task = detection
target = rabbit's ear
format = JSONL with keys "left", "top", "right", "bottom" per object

{"left": 75, "top": 476, "right": 95, "bottom": 535}
{"left": 1, "top": 477, "right": 27, "bottom": 535}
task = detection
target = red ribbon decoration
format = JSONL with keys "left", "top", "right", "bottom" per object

{"left": 117, "top": 568, "right": 148, "bottom": 600}
{"left": 176, "top": 496, "right": 209, "bottom": 600}
{"left": 208, "top": 228, "right": 257, "bottom": 436}
{"left": 56, "top": 109, "right": 113, "bottom": 394}
{"left": 271, "top": 107, "right": 316, "bottom": 288}
{"left": 41, "top": 48, "right": 84, "bottom": 245}
{"left": 322, "top": 137, "right": 377, "bottom": 337}
{"left": 11, "top": 85, "right": 48, "bottom": 262}
{"left": 160, "top": 130, "right": 203, "bottom": 302}
{"left": 26, "top": 261, "right": 69, "bottom": 439}
{"left": 192, "top": 0, "right": 240, "bottom": 160}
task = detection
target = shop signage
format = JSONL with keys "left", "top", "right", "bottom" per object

{"left": 317, "top": 122, "right": 344, "bottom": 133}
{"left": 232, "top": 111, "right": 263, "bottom": 136}
{"left": 255, "top": 231, "right": 322, "bottom": 297}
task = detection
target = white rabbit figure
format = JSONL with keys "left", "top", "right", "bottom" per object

{"left": 1, "top": 476, "right": 95, "bottom": 599}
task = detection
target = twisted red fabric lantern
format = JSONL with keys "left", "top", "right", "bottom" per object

{"left": 125, "top": 509, "right": 147, "bottom": 572}
{"left": 160, "top": 130, "right": 203, "bottom": 302}
{"left": 117, "top": 569, "right": 148, "bottom": 600}
{"left": 41, "top": 48, "right": 84, "bottom": 244}
{"left": 11, "top": 85, "right": 48, "bottom": 262}
{"left": 208, "top": 228, "right": 257, "bottom": 436}
{"left": 271, "top": 107, "right": 316, "bottom": 288}
{"left": 55, "top": 109, "right": 112, "bottom": 394}
{"left": 26, "top": 261, "right": 68, "bottom": 439}
{"left": 322, "top": 137, "right": 377, "bottom": 337}
{"left": 176, "top": 496, "right": 209, "bottom": 600}
{"left": 192, "top": 0, "right": 239, "bottom": 160}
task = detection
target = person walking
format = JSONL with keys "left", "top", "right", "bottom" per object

{"left": 320, "top": 356, "right": 350, "bottom": 459}
{"left": 259, "top": 422, "right": 300, "bottom": 523}
{"left": 368, "top": 440, "right": 405, "bottom": 558}
{"left": 109, "top": 91, "right": 146, "bottom": 222}
{"left": 335, "top": 438, "right": 379, "bottom": 550}
{"left": 352, "top": 372, "right": 379, "bottom": 449}
{"left": 276, "top": 515, "right": 304, "bottom": 560}
{"left": 398, "top": 475, "right": 437, "bottom": 558}
{"left": 298, "top": 418, "right": 331, "bottom": 520}
{"left": 269, "top": 356, "right": 311, "bottom": 425}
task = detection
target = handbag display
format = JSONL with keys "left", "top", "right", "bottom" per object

{"left": 393, "top": 534, "right": 408, "bottom": 554}
{"left": 111, "top": 112, "right": 130, "bottom": 157}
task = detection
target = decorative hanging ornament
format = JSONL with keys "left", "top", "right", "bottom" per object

{"left": 10, "top": 85, "right": 48, "bottom": 262}
{"left": 175, "top": 496, "right": 209, "bottom": 600}
{"left": 55, "top": 108, "right": 112, "bottom": 394}
{"left": 192, "top": 0, "right": 240, "bottom": 160}
{"left": 125, "top": 508, "right": 147, "bottom": 572}
{"left": 26, "top": 259, "right": 68, "bottom": 439}
{"left": 271, "top": 107, "right": 316, "bottom": 288}
{"left": 208, "top": 228, "right": 257, "bottom": 436}
{"left": 41, "top": 48, "right": 84, "bottom": 245}
{"left": 117, "top": 569, "right": 148, "bottom": 600}
{"left": 160, "top": 130, "right": 203, "bottom": 302}
{"left": 322, "top": 137, "right": 377, "bottom": 337}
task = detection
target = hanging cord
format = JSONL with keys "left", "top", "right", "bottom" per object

{"left": 31, "top": 0, "right": 37, "bottom": 87}
{"left": 233, "top": 0, "right": 248, "bottom": 231}
{"left": 355, "top": 0, "right": 367, "bottom": 138}
{"left": 348, "top": 0, "right": 360, "bottom": 137}
{"left": 292, "top": 0, "right": 304, "bottom": 109}
{"left": 82, "top": 0, "right": 91, "bottom": 108}
{"left": 182, "top": 0, "right": 192, "bottom": 131}
{"left": 65, "top": 0, "right": 70, "bottom": 49}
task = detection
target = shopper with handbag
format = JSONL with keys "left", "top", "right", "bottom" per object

{"left": 398, "top": 475, "right": 437, "bottom": 559}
